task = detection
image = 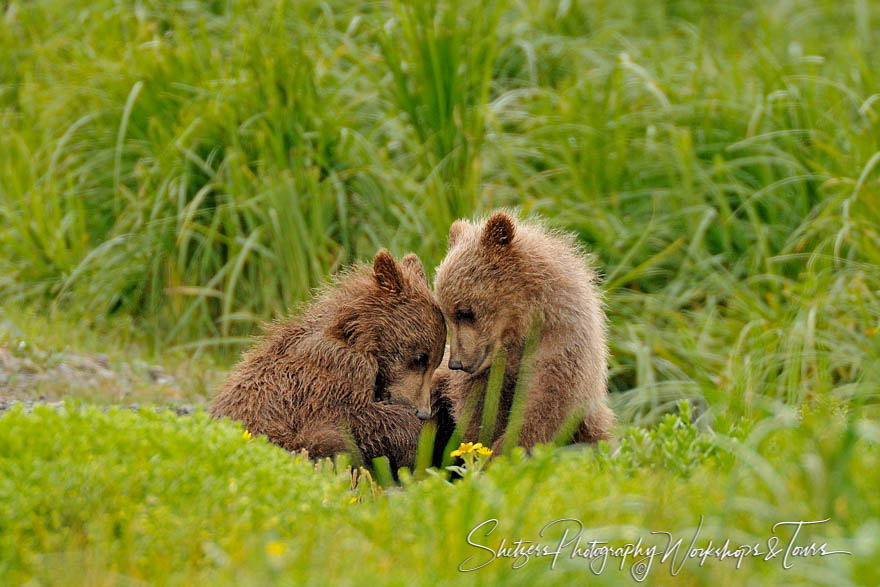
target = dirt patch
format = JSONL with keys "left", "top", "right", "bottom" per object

{"left": 0, "top": 341, "right": 208, "bottom": 409}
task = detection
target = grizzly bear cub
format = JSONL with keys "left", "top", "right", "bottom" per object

{"left": 431, "top": 211, "right": 614, "bottom": 454}
{"left": 210, "top": 250, "right": 446, "bottom": 470}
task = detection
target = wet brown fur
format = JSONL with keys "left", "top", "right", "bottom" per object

{"left": 210, "top": 250, "right": 446, "bottom": 469}
{"left": 432, "top": 211, "right": 614, "bottom": 453}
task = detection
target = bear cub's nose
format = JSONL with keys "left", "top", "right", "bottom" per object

{"left": 416, "top": 409, "right": 431, "bottom": 421}
{"left": 448, "top": 359, "right": 463, "bottom": 370}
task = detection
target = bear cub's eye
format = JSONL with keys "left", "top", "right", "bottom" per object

{"left": 411, "top": 352, "right": 429, "bottom": 369}
{"left": 455, "top": 309, "right": 475, "bottom": 323}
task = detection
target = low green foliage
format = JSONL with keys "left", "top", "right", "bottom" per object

{"left": 1, "top": 403, "right": 877, "bottom": 584}
{"left": 0, "top": 404, "right": 354, "bottom": 583}
{"left": 602, "top": 400, "right": 724, "bottom": 477}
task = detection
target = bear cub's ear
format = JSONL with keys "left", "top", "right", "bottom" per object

{"left": 481, "top": 212, "right": 516, "bottom": 249}
{"left": 448, "top": 220, "right": 468, "bottom": 248}
{"left": 373, "top": 249, "right": 405, "bottom": 293}
{"left": 401, "top": 253, "right": 428, "bottom": 286}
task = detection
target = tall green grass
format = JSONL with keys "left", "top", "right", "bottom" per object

{"left": 1, "top": 0, "right": 878, "bottom": 423}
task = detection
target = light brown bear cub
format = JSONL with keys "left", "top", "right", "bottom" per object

{"left": 211, "top": 250, "right": 446, "bottom": 470}
{"left": 432, "top": 211, "right": 614, "bottom": 454}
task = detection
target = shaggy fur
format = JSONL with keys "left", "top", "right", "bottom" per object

{"left": 431, "top": 211, "right": 614, "bottom": 453}
{"left": 210, "top": 250, "right": 446, "bottom": 469}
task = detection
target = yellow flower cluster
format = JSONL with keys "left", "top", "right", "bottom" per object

{"left": 242, "top": 430, "right": 253, "bottom": 440}
{"left": 265, "top": 540, "right": 286, "bottom": 558}
{"left": 450, "top": 442, "right": 493, "bottom": 458}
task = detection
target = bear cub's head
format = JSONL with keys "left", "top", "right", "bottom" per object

{"left": 433, "top": 211, "right": 529, "bottom": 376}
{"left": 335, "top": 250, "right": 446, "bottom": 420}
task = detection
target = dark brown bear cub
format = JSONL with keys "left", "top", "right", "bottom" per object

{"left": 210, "top": 250, "right": 446, "bottom": 470}
{"left": 432, "top": 211, "right": 614, "bottom": 455}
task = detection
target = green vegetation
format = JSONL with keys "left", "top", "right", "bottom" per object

{"left": 1, "top": 402, "right": 877, "bottom": 584}
{"left": 1, "top": 0, "right": 879, "bottom": 583}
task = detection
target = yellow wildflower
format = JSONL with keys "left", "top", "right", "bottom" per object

{"left": 476, "top": 446, "right": 493, "bottom": 457}
{"left": 242, "top": 430, "right": 253, "bottom": 440}
{"left": 348, "top": 496, "right": 358, "bottom": 504}
{"left": 450, "top": 442, "right": 475, "bottom": 457}
{"left": 266, "top": 541, "right": 286, "bottom": 558}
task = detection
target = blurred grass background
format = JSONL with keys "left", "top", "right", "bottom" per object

{"left": 1, "top": 0, "right": 879, "bottom": 583}
{"left": 2, "top": 0, "right": 878, "bottom": 424}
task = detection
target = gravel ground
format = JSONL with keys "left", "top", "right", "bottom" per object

{"left": 0, "top": 397, "right": 198, "bottom": 416}
{"left": 1, "top": 334, "right": 212, "bottom": 414}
